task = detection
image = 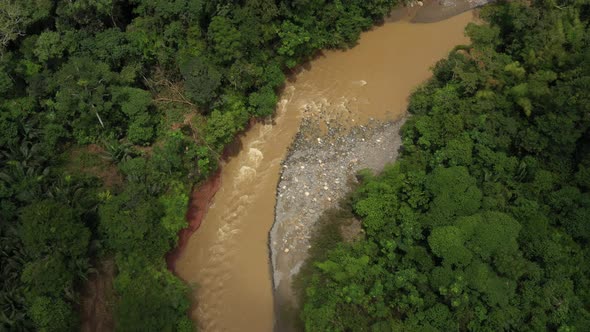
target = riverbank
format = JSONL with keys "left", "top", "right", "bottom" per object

{"left": 269, "top": 8, "right": 481, "bottom": 330}
{"left": 270, "top": 115, "right": 406, "bottom": 330}
{"left": 173, "top": 8, "right": 475, "bottom": 331}
{"left": 166, "top": 169, "right": 222, "bottom": 271}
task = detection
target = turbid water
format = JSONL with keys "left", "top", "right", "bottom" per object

{"left": 174, "top": 9, "right": 474, "bottom": 332}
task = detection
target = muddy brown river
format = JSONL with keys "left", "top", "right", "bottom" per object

{"left": 174, "top": 10, "right": 474, "bottom": 332}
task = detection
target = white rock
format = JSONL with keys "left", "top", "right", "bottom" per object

{"left": 300, "top": 165, "right": 305, "bottom": 169}
{"left": 418, "top": 1, "right": 424, "bottom": 6}
{"left": 284, "top": 248, "right": 290, "bottom": 253}
{"left": 305, "top": 192, "right": 310, "bottom": 196}
{"left": 324, "top": 186, "right": 329, "bottom": 190}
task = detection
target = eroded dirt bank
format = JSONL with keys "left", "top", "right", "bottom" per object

{"left": 174, "top": 89, "right": 301, "bottom": 331}
{"left": 167, "top": 169, "right": 222, "bottom": 271}
{"left": 173, "top": 9, "right": 475, "bottom": 332}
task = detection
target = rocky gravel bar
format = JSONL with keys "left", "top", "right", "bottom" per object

{"left": 269, "top": 115, "right": 406, "bottom": 328}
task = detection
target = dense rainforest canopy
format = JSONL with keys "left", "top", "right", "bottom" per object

{"left": 0, "top": 0, "right": 397, "bottom": 330}
{"left": 301, "top": 0, "right": 590, "bottom": 331}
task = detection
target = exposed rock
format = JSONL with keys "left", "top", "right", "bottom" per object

{"left": 270, "top": 114, "right": 406, "bottom": 329}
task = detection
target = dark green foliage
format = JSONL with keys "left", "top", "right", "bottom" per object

{"left": 99, "top": 188, "right": 168, "bottom": 260}
{"left": 48, "top": 56, "right": 126, "bottom": 144}
{"left": 114, "top": 266, "right": 192, "bottom": 332}
{"left": 19, "top": 200, "right": 90, "bottom": 331}
{"left": 111, "top": 87, "right": 155, "bottom": 145}
{"left": 181, "top": 56, "right": 222, "bottom": 108}
{"left": 302, "top": 2, "right": 590, "bottom": 331}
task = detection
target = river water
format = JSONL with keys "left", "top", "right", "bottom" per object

{"left": 174, "top": 10, "right": 474, "bottom": 332}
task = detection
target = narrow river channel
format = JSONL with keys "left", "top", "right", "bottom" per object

{"left": 174, "top": 10, "right": 474, "bottom": 332}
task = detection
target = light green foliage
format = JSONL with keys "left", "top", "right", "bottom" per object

{"left": 354, "top": 165, "right": 403, "bottom": 235}
{"left": 278, "top": 21, "right": 312, "bottom": 68}
{"left": 428, "top": 226, "right": 472, "bottom": 266}
{"left": 50, "top": 57, "right": 121, "bottom": 143}
{"left": 331, "top": 5, "right": 372, "bottom": 48}
{"left": 112, "top": 87, "right": 155, "bottom": 145}
{"left": 434, "top": 134, "right": 473, "bottom": 166}
{"left": 113, "top": 87, "right": 151, "bottom": 118}
{"left": 29, "top": 296, "right": 75, "bottom": 332}
{"left": 464, "top": 21, "right": 500, "bottom": 48}
{"left": 34, "top": 31, "right": 65, "bottom": 62}
{"left": 262, "top": 62, "right": 286, "bottom": 89}
{"left": 159, "top": 181, "right": 190, "bottom": 242}
{"left": 205, "top": 107, "right": 248, "bottom": 150}
{"left": 248, "top": 85, "right": 278, "bottom": 117}
{"left": 0, "top": 0, "right": 51, "bottom": 49}
{"left": 458, "top": 212, "right": 521, "bottom": 261}
{"left": 208, "top": 16, "right": 243, "bottom": 64}
{"left": 424, "top": 166, "right": 482, "bottom": 226}
{"left": 181, "top": 56, "right": 222, "bottom": 107}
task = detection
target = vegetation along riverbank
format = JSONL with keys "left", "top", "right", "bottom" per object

{"left": 0, "top": 1, "right": 401, "bottom": 330}
{"left": 298, "top": 1, "right": 590, "bottom": 330}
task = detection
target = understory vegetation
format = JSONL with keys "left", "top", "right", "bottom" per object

{"left": 0, "top": 0, "right": 398, "bottom": 330}
{"left": 301, "top": 1, "right": 590, "bottom": 330}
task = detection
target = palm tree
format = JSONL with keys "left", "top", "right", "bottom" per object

{"left": 0, "top": 224, "right": 32, "bottom": 331}
{"left": 100, "top": 139, "right": 138, "bottom": 164}
{"left": 0, "top": 140, "right": 50, "bottom": 203}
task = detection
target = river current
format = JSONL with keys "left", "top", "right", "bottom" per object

{"left": 174, "top": 10, "right": 474, "bottom": 332}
